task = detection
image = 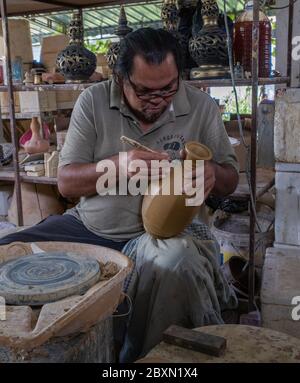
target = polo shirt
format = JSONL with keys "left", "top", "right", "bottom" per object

{"left": 59, "top": 79, "right": 238, "bottom": 241}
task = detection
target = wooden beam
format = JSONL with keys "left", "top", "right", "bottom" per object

{"left": 31, "top": 0, "right": 78, "bottom": 8}
{"left": 4, "top": 1, "right": 150, "bottom": 17}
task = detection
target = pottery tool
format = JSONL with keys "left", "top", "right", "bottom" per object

{"left": 120, "top": 135, "right": 158, "bottom": 153}
{"left": 163, "top": 325, "right": 227, "bottom": 357}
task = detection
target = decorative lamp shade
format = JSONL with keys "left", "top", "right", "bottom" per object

{"left": 56, "top": 11, "right": 97, "bottom": 83}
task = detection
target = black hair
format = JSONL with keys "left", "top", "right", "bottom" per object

{"left": 114, "top": 28, "right": 183, "bottom": 80}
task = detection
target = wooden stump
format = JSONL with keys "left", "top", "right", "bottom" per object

{"left": 0, "top": 316, "right": 115, "bottom": 363}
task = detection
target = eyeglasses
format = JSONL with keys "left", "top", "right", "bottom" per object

{"left": 126, "top": 75, "right": 179, "bottom": 102}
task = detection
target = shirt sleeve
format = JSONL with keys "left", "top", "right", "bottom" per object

{"left": 58, "top": 89, "right": 97, "bottom": 168}
{"left": 199, "top": 98, "right": 240, "bottom": 174}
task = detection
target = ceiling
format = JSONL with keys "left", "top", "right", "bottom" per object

{"left": 2, "top": 0, "right": 245, "bottom": 16}
{"left": 1, "top": 0, "right": 133, "bottom": 16}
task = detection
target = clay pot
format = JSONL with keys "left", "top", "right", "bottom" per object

{"left": 142, "top": 141, "right": 212, "bottom": 238}
{"left": 24, "top": 117, "right": 50, "bottom": 154}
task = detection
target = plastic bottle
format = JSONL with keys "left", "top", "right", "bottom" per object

{"left": 233, "top": 1, "right": 272, "bottom": 78}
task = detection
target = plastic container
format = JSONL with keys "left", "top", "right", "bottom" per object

{"left": 212, "top": 208, "right": 274, "bottom": 267}
{"left": 12, "top": 56, "right": 23, "bottom": 84}
{"left": 233, "top": 1, "right": 272, "bottom": 77}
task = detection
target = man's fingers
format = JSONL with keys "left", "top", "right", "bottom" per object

{"left": 204, "top": 178, "right": 215, "bottom": 196}
{"left": 131, "top": 149, "right": 170, "bottom": 161}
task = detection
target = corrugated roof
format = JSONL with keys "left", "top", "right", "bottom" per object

{"left": 26, "top": 0, "right": 245, "bottom": 45}
{"left": 28, "top": 1, "right": 163, "bottom": 43}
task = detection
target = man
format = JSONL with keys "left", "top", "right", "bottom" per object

{"left": 0, "top": 28, "right": 239, "bottom": 361}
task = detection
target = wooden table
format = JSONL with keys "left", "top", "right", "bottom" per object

{"left": 138, "top": 325, "right": 300, "bottom": 363}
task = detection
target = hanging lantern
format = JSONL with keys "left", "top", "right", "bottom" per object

{"left": 189, "top": 0, "right": 230, "bottom": 79}
{"left": 56, "top": 11, "right": 97, "bottom": 83}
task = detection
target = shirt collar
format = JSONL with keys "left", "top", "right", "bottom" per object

{"left": 110, "top": 77, "right": 122, "bottom": 109}
{"left": 172, "top": 79, "right": 191, "bottom": 116}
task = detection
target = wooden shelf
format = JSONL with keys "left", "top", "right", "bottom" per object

{"left": 186, "top": 77, "right": 290, "bottom": 88}
{"left": 0, "top": 77, "right": 285, "bottom": 187}
{"left": 0, "top": 77, "right": 290, "bottom": 92}
{"left": 1, "top": 112, "right": 52, "bottom": 120}
{"left": 0, "top": 169, "right": 57, "bottom": 185}
{"left": 0, "top": 83, "right": 98, "bottom": 92}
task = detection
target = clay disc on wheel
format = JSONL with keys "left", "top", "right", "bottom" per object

{"left": 0, "top": 251, "right": 101, "bottom": 305}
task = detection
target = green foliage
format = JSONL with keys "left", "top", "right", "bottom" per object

{"left": 271, "top": 19, "right": 277, "bottom": 58}
{"left": 224, "top": 86, "right": 252, "bottom": 114}
{"left": 85, "top": 39, "right": 111, "bottom": 54}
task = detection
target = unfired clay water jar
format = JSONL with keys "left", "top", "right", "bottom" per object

{"left": 24, "top": 117, "right": 50, "bottom": 154}
{"left": 142, "top": 141, "right": 212, "bottom": 238}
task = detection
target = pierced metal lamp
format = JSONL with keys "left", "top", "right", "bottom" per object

{"left": 56, "top": 11, "right": 97, "bottom": 83}
{"left": 161, "top": 0, "right": 179, "bottom": 32}
{"left": 106, "top": 5, "right": 133, "bottom": 70}
{"left": 189, "top": 0, "right": 230, "bottom": 79}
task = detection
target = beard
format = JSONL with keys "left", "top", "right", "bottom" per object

{"left": 137, "top": 106, "right": 168, "bottom": 123}
{"left": 125, "top": 98, "right": 169, "bottom": 124}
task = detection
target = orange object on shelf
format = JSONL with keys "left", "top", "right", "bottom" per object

{"left": 24, "top": 117, "right": 50, "bottom": 154}
{"left": 233, "top": 1, "right": 272, "bottom": 77}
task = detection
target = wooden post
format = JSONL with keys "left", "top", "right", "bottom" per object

{"left": 0, "top": 0, "right": 23, "bottom": 226}
{"left": 287, "top": 0, "right": 294, "bottom": 87}
{"left": 249, "top": 0, "right": 260, "bottom": 312}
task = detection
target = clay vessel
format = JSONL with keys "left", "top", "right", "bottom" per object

{"left": 24, "top": 117, "right": 50, "bottom": 154}
{"left": 142, "top": 141, "right": 212, "bottom": 238}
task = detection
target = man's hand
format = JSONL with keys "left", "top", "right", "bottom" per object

{"left": 121, "top": 149, "right": 170, "bottom": 180}
{"left": 204, "top": 161, "right": 217, "bottom": 200}
{"left": 180, "top": 148, "right": 238, "bottom": 199}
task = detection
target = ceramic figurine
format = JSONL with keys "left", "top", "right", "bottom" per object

{"left": 23, "top": 71, "right": 33, "bottom": 85}
{"left": 24, "top": 117, "right": 50, "bottom": 155}
{"left": 234, "top": 62, "right": 244, "bottom": 79}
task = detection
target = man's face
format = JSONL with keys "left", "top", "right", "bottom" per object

{"left": 122, "top": 53, "right": 179, "bottom": 124}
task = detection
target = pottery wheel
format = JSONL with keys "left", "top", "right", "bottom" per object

{"left": 0, "top": 252, "right": 101, "bottom": 306}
